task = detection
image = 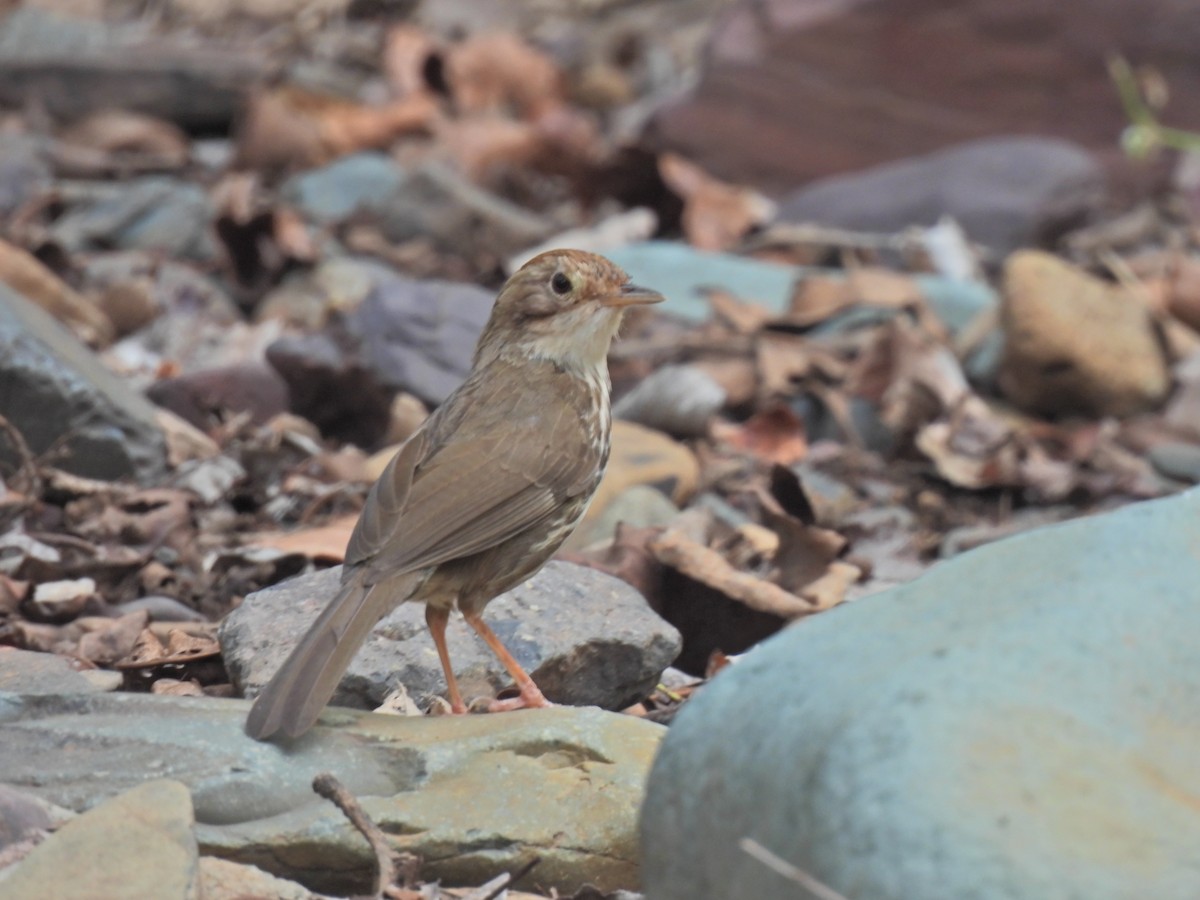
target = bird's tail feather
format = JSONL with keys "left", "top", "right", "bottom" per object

{"left": 244, "top": 568, "right": 395, "bottom": 741}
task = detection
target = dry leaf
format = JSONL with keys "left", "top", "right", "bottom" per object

{"left": 235, "top": 86, "right": 436, "bottom": 171}
{"left": 0, "top": 239, "right": 114, "bottom": 346}
{"left": 446, "top": 31, "right": 564, "bottom": 120}
{"left": 650, "top": 528, "right": 816, "bottom": 619}
{"left": 247, "top": 514, "right": 359, "bottom": 562}
{"left": 713, "top": 405, "right": 808, "bottom": 466}
{"left": 77, "top": 610, "right": 148, "bottom": 666}
{"left": 659, "top": 153, "right": 775, "bottom": 251}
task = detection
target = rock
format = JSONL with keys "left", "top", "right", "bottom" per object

{"left": 0, "top": 282, "right": 167, "bottom": 482}
{"left": 266, "top": 329, "right": 394, "bottom": 449}
{"left": 606, "top": 241, "right": 797, "bottom": 322}
{"left": 0, "top": 692, "right": 662, "bottom": 895}
{"left": 999, "top": 251, "right": 1170, "bottom": 417}
{"left": 641, "top": 490, "right": 1200, "bottom": 900}
{"left": 282, "top": 152, "right": 408, "bottom": 225}
{"left": 606, "top": 241, "right": 995, "bottom": 334}
{"left": 0, "top": 779, "right": 198, "bottom": 900}
{"left": 51, "top": 177, "right": 216, "bottom": 262}
{"left": 649, "top": 0, "right": 1200, "bottom": 190}
{"left": 349, "top": 271, "right": 495, "bottom": 405}
{"left": 0, "top": 785, "right": 53, "bottom": 851}
{"left": 146, "top": 363, "right": 290, "bottom": 430}
{"left": 197, "top": 857, "right": 318, "bottom": 900}
{"left": 0, "top": 8, "right": 263, "bottom": 131}
{"left": 614, "top": 364, "right": 725, "bottom": 438}
{"left": 221, "top": 560, "right": 680, "bottom": 712}
{"left": 574, "top": 421, "right": 700, "bottom": 550}
{"left": 378, "top": 161, "right": 554, "bottom": 257}
{"left": 778, "top": 137, "right": 1104, "bottom": 256}
{"left": 266, "top": 267, "right": 496, "bottom": 442}
{"left": 1147, "top": 441, "right": 1200, "bottom": 484}
{"left": 0, "top": 133, "right": 50, "bottom": 218}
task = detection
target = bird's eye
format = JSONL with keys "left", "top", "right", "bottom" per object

{"left": 551, "top": 272, "right": 572, "bottom": 295}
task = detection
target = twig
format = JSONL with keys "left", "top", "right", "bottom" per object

{"left": 740, "top": 838, "right": 850, "bottom": 900}
{"left": 312, "top": 772, "right": 398, "bottom": 899}
{"left": 0, "top": 413, "right": 41, "bottom": 497}
{"left": 459, "top": 856, "right": 540, "bottom": 900}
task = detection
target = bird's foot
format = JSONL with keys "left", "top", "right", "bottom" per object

{"left": 487, "top": 682, "right": 554, "bottom": 713}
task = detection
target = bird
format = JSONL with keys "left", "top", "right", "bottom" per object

{"left": 245, "top": 249, "right": 664, "bottom": 740}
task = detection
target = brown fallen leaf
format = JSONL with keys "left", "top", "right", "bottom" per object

{"left": 712, "top": 404, "right": 808, "bottom": 466}
{"left": 77, "top": 610, "right": 148, "bottom": 666}
{"left": 247, "top": 513, "right": 358, "bottom": 562}
{"left": 649, "top": 529, "right": 816, "bottom": 619}
{"left": 151, "top": 678, "right": 205, "bottom": 697}
{"left": 234, "top": 85, "right": 437, "bottom": 171}
{"left": 659, "top": 153, "right": 775, "bottom": 252}
{"left": 117, "top": 627, "right": 220, "bottom": 670}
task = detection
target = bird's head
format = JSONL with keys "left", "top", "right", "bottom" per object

{"left": 474, "top": 249, "right": 663, "bottom": 374}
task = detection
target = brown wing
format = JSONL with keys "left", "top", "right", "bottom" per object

{"left": 345, "top": 366, "right": 601, "bottom": 585}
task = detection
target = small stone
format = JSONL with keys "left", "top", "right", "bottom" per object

{"left": 30, "top": 578, "right": 97, "bottom": 619}
{"left": 282, "top": 152, "right": 408, "bottom": 224}
{"left": 1147, "top": 441, "right": 1200, "bottom": 484}
{"left": 614, "top": 364, "right": 726, "bottom": 438}
{"left": 999, "top": 250, "right": 1170, "bottom": 417}
{"left": 146, "top": 363, "right": 290, "bottom": 430}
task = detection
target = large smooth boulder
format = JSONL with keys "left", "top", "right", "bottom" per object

{"left": 641, "top": 490, "right": 1200, "bottom": 900}
{"left": 0, "top": 692, "right": 660, "bottom": 895}
{"left": 221, "top": 560, "right": 681, "bottom": 713}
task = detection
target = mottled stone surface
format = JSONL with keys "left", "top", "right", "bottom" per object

{"left": 221, "top": 561, "right": 680, "bottom": 712}
{"left": 0, "top": 693, "right": 661, "bottom": 895}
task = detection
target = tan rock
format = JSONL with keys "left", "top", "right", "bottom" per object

{"left": 999, "top": 250, "right": 1169, "bottom": 417}
{"left": 197, "top": 857, "right": 319, "bottom": 900}
{"left": 0, "top": 779, "right": 198, "bottom": 899}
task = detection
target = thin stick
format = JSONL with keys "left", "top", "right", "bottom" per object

{"left": 0, "top": 413, "right": 40, "bottom": 497}
{"left": 312, "top": 772, "right": 396, "bottom": 899}
{"left": 739, "top": 838, "right": 850, "bottom": 900}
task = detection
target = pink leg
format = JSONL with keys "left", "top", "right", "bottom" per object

{"left": 462, "top": 611, "right": 553, "bottom": 712}
{"left": 425, "top": 605, "right": 467, "bottom": 714}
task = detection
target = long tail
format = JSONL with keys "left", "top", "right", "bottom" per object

{"left": 245, "top": 568, "right": 397, "bottom": 741}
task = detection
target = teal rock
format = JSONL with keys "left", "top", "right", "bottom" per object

{"left": 606, "top": 242, "right": 995, "bottom": 337}
{"left": 282, "top": 153, "right": 407, "bottom": 224}
{"left": 641, "top": 490, "right": 1200, "bottom": 900}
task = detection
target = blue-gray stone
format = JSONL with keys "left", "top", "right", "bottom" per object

{"left": 641, "top": 490, "right": 1200, "bottom": 900}
{"left": 606, "top": 242, "right": 995, "bottom": 337}
{"left": 282, "top": 153, "right": 408, "bottom": 224}
{"left": 0, "top": 283, "right": 166, "bottom": 482}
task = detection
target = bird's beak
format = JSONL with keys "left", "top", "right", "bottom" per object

{"left": 599, "top": 283, "right": 665, "bottom": 308}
